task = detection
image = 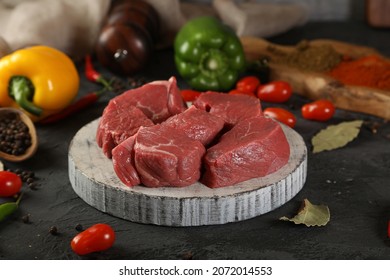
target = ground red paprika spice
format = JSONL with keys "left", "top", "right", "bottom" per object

{"left": 328, "top": 54, "right": 390, "bottom": 91}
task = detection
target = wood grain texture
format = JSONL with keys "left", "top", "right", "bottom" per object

{"left": 68, "top": 119, "right": 307, "bottom": 226}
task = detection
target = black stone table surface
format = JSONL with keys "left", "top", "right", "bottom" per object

{"left": 1, "top": 21, "right": 389, "bottom": 260}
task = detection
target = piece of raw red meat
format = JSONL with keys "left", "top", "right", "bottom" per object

{"left": 134, "top": 125, "right": 206, "bottom": 188}
{"left": 97, "top": 77, "right": 187, "bottom": 158}
{"left": 202, "top": 116, "right": 290, "bottom": 188}
{"left": 193, "top": 91, "right": 262, "bottom": 126}
{"left": 111, "top": 76, "right": 186, "bottom": 123}
{"left": 96, "top": 102, "right": 154, "bottom": 158}
{"left": 112, "top": 134, "right": 140, "bottom": 187}
{"left": 162, "top": 105, "right": 225, "bottom": 146}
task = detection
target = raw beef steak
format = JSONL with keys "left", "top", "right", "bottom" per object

{"left": 96, "top": 101, "right": 154, "bottom": 158}
{"left": 202, "top": 116, "right": 290, "bottom": 188}
{"left": 193, "top": 91, "right": 262, "bottom": 126}
{"left": 112, "top": 76, "right": 186, "bottom": 123}
{"left": 112, "top": 134, "right": 140, "bottom": 187}
{"left": 134, "top": 125, "right": 206, "bottom": 188}
{"left": 162, "top": 105, "right": 225, "bottom": 146}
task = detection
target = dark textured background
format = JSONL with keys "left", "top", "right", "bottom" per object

{"left": 0, "top": 21, "right": 389, "bottom": 260}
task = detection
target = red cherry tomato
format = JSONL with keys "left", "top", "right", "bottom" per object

{"left": 256, "top": 81, "right": 292, "bottom": 103}
{"left": 0, "top": 171, "right": 22, "bottom": 197}
{"left": 263, "top": 107, "right": 296, "bottom": 128}
{"left": 228, "top": 89, "right": 256, "bottom": 97}
{"left": 236, "top": 76, "right": 260, "bottom": 94}
{"left": 180, "top": 89, "right": 201, "bottom": 102}
{"left": 71, "top": 223, "right": 115, "bottom": 255}
{"left": 301, "top": 99, "right": 335, "bottom": 121}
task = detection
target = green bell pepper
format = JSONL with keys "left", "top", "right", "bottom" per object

{"left": 174, "top": 16, "right": 246, "bottom": 91}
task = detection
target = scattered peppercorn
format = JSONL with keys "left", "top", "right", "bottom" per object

{"left": 109, "top": 77, "right": 126, "bottom": 95}
{"left": 0, "top": 112, "right": 32, "bottom": 156}
{"left": 49, "top": 226, "right": 58, "bottom": 235}
{"left": 6, "top": 168, "right": 38, "bottom": 190}
{"left": 364, "top": 121, "right": 382, "bottom": 134}
{"left": 127, "top": 76, "right": 147, "bottom": 89}
{"left": 75, "top": 223, "right": 83, "bottom": 232}
{"left": 27, "top": 182, "right": 38, "bottom": 190}
{"left": 22, "top": 214, "right": 30, "bottom": 224}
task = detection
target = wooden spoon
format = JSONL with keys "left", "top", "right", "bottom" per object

{"left": 0, "top": 108, "right": 38, "bottom": 162}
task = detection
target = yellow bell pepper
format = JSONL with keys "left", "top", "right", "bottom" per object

{"left": 0, "top": 45, "right": 79, "bottom": 121}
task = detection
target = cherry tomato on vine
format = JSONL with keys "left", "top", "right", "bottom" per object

{"left": 301, "top": 99, "right": 335, "bottom": 121}
{"left": 0, "top": 171, "right": 22, "bottom": 197}
{"left": 180, "top": 89, "right": 201, "bottom": 102}
{"left": 264, "top": 107, "right": 296, "bottom": 128}
{"left": 71, "top": 223, "right": 115, "bottom": 255}
{"left": 228, "top": 89, "right": 256, "bottom": 97}
{"left": 235, "top": 76, "right": 260, "bottom": 94}
{"left": 256, "top": 81, "right": 292, "bottom": 103}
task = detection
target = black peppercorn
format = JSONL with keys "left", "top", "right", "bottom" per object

{"left": 75, "top": 224, "right": 83, "bottom": 232}
{"left": 28, "top": 182, "right": 37, "bottom": 190}
{"left": 22, "top": 214, "right": 31, "bottom": 224}
{"left": 0, "top": 112, "right": 32, "bottom": 155}
{"left": 49, "top": 226, "right": 58, "bottom": 235}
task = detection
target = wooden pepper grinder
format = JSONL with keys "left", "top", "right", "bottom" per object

{"left": 366, "top": 0, "right": 390, "bottom": 27}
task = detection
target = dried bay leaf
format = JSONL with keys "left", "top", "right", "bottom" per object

{"left": 0, "top": 160, "right": 3, "bottom": 171}
{"left": 312, "top": 120, "right": 363, "bottom": 153}
{"left": 280, "top": 198, "right": 330, "bottom": 227}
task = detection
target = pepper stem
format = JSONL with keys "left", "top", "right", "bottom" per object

{"left": 15, "top": 192, "right": 23, "bottom": 206}
{"left": 9, "top": 76, "right": 43, "bottom": 116}
{"left": 200, "top": 49, "right": 228, "bottom": 77}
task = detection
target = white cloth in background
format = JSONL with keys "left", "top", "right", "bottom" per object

{"left": 0, "top": 0, "right": 110, "bottom": 59}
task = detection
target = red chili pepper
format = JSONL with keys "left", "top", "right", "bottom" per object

{"left": 39, "top": 91, "right": 104, "bottom": 124}
{"left": 263, "top": 107, "right": 296, "bottom": 128}
{"left": 85, "top": 55, "right": 111, "bottom": 89}
{"left": 301, "top": 99, "right": 335, "bottom": 122}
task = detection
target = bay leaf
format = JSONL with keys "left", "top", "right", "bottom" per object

{"left": 280, "top": 198, "right": 330, "bottom": 227}
{"left": 0, "top": 160, "right": 3, "bottom": 171}
{"left": 312, "top": 120, "right": 363, "bottom": 153}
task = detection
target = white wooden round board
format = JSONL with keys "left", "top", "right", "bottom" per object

{"left": 68, "top": 118, "right": 307, "bottom": 227}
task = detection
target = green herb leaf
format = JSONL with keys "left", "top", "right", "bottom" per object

{"left": 280, "top": 198, "right": 330, "bottom": 227}
{"left": 312, "top": 120, "right": 363, "bottom": 153}
{"left": 0, "top": 193, "right": 23, "bottom": 222}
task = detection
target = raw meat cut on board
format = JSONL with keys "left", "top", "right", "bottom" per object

{"left": 97, "top": 77, "right": 291, "bottom": 189}
{"left": 96, "top": 102, "right": 154, "bottom": 158}
{"left": 111, "top": 133, "right": 140, "bottom": 187}
{"left": 97, "top": 76, "right": 186, "bottom": 158}
{"left": 193, "top": 91, "right": 263, "bottom": 126}
{"left": 162, "top": 105, "right": 225, "bottom": 146}
{"left": 202, "top": 116, "right": 290, "bottom": 188}
{"left": 112, "top": 124, "right": 206, "bottom": 188}
{"left": 134, "top": 125, "right": 206, "bottom": 188}
{"left": 112, "top": 76, "right": 186, "bottom": 123}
